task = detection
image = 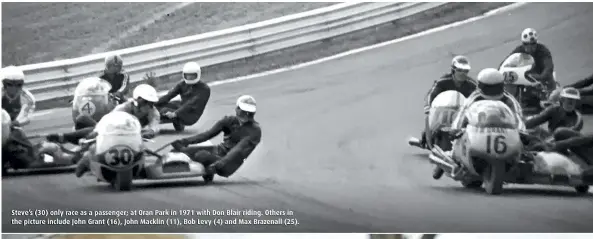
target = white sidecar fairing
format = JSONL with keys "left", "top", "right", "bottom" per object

{"left": 527, "top": 151, "right": 592, "bottom": 186}
{"left": 143, "top": 140, "right": 214, "bottom": 180}
{"left": 144, "top": 152, "right": 207, "bottom": 179}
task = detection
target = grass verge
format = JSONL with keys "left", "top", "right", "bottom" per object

{"left": 36, "top": 2, "right": 512, "bottom": 111}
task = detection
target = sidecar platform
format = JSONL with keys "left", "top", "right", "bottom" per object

{"left": 143, "top": 152, "right": 208, "bottom": 180}
{"left": 507, "top": 152, "right": 593, "bottom": 187}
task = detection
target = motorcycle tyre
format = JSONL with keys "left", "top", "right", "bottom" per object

{"left": 483, "top": 160, "right": 505, "bottom": 195}
{"left": 111, "top": 170, "right": 133, "bottom": 191}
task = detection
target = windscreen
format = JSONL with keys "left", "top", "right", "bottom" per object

{"left": 501, "top": 53, "right": 535, "bottom": 68}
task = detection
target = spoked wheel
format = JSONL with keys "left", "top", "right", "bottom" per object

{"left": 482, "top": 161, "right": 505, "bottom": 195}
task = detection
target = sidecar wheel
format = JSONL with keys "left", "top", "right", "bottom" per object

{"left": 575, "top": 185, "right": 589, "bottom": 194}
{"left": 483, "top": 161, "right": 505, "bottom": 195}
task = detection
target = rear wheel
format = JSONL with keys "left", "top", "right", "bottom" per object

{"left": 483, "top": 161, "right": 505, "bottom": 195}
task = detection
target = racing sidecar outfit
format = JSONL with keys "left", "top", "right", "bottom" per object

{"left": 155, "top": 62, "right": 211, "bottom": 126}
{"left": 503, "top": 28, "right": 556, "bottom": 92}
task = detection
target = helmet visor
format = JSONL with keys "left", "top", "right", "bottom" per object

{"left": 183, "top": 73, "right": 198, "bottom": 81}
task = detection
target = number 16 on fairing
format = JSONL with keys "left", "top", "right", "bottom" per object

{"left": 485, "top": 135, "right": 507, "bottom": 154}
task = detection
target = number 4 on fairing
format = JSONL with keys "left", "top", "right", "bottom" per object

{"left": 486, "top": 135, "right": 507, "bottom": 154}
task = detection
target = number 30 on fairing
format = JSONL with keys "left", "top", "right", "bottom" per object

{"left": 485, "top": 135, "right": 507, "bottom": 154}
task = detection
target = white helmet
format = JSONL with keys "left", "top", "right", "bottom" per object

{"left": 451, "top": 55, "right": 471, "bottom": 71}
{"left": 236, "top": 95, "right": 256, "bottom": 113}
{"left": 521, "top": 28, "right": 538, "bottom": 44}
{"left": 182, "top": 62, "right": 201, "bottom": 85}
{"left": 1, "top": 65, "right": 25, "bottom": 82}
{"left": 105, "top": 54, "right": 123, "bottom": 67}
{"left": 477, "top": 68, "right": 505, "bottom": 100}
{"left": 132, "top": 84, "right": 159, "bottom": 103}
{"left": 560, "top": 87, "right": 580, "bottom": 100}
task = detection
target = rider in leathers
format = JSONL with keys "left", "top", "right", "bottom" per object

{"left": 524, "top": 88, "right": 591, "bottom": 165}
{"left": 155, "top": 61, "right": 211, "bottom": 128}
{"left": 502, "top": 28, "right": 556, "bottom": 92}
{"left": 408, "top": 56, "right": 477, "bottom": 149}
{"left": 100, "top": 54, "right": 131, "bottom": 103}
{"left": 524, "top": 87, "right": 583, "bottom": 139}
{"left": 1, "top": 66, "right": 40, "bottom": 168}
{"left": 46, "top": 84, "right": 161, "bottom": 176}
{"left": 170, "top": 95, "right": 262, "bottom": 178}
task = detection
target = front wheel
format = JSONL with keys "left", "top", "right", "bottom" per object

{"left": 111, "top": 170, "right": 133, "bottom": 191}
{"left": 482, "top": 161, "right": 505, "bottom": 195}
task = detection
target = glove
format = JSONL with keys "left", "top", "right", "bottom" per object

{"left": 141, "top": 129, "right": 156, "bottom": 139}
{"left": 164, "top": 111, "right": 177, "bottom": 119}
{"left": 171, "top": 139, "right": 188, "bottom": 151}
{"left": 46, "top": 133, "right": 63, "bottom": 143}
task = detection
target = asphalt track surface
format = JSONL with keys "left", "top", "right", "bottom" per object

{"left": 3, "top": 3, "right": 593, "bottom": 233}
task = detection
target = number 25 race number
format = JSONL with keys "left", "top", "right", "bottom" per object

{"left": 105, "top": 146, "right": 135, "bottom": 167}
{"left": 486, "top": 135, "right": 507, "bottom": 154}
